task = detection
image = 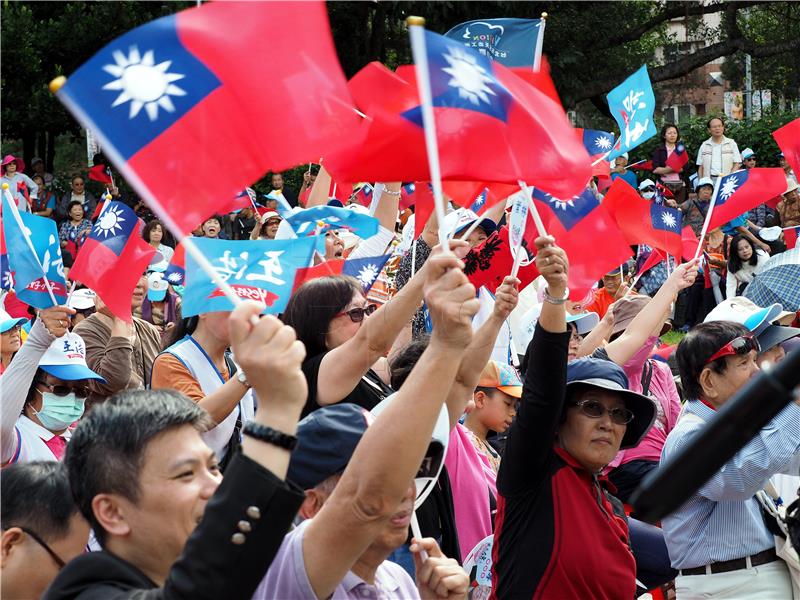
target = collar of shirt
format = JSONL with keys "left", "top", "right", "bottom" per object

{"left": 17, "top": 414, "right": 61, "bottom": 441}
{"left": 687, "top": 398, "right": 717, "bottom": 419}
{"left": 341, "top": 565, "right": 401, "bottom": 597}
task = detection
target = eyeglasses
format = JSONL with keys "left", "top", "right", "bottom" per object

{"left": 641, "top": 187, "right": 656, "bottom": 192}
{"left": 704, "top": 335, "right": 760, "bottom": 365}
{"left": 335, "top": 304, "right": 377, "bottom": 323}
{"left": 571, "top": 398, "right": 634, "bottom": 425}
{"left": 36, "top": 380, "right": 90, "bottom": 399}
{"left": 15, "top": 526, "right": 66, "bottom": 569}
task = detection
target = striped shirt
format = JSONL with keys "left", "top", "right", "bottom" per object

{"left": 661, "top": 400, "right": 800, "bottom": 569}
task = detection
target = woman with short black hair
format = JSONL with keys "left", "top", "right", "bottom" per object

{"left": 726, "top": 234, "right": 768, "bottom": 299}
{"left": 651, "top": 123, "right": 688, "bottom": 203}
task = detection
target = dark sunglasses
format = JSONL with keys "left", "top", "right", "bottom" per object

{"left": 15, "top": 526, "right": 66, "bottom": 569}
{"left": 704, "top": 335, "right": 760, "bottom": 365}
{"left": 36, "top": 380, "right": 90, "bottom": 399}
{"left": 572, "top": 398, "right": 634, "bottom": 425}
{"left": 335, "top": 303, "right": 377, "bottom": 323}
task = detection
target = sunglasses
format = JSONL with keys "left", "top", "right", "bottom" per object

{"left": 36, "top": 380, "right": 90, "bottom": 399}
{"left": 335, "top": 303, "right": 377, "bottom": 323}
{"left": 704, "top": 335, "right": 760, "bottom": 365}
{"left": 571, "top": 398, "right": 634, "bottom": 425}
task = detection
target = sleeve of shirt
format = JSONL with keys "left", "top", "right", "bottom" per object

{"left": 347, "top": 226, "right": 395, "bottom": 261}
{"left": 675, "top": 403, "right": 800, "bottom": 501}
{"left": 497, "top": 324, "right": 570, "bottom": 496}
{"left": 150, "top": 353, "right": 205, "bottom": 403}
{"left": 47, "top": 195, "right": 56, "bottom": 210}
{"left": 731, "top": 141, "right": 742, "bottom": 163}
{"left": 74, "top": 320, "right": 134, "bottom": 400}
{"left": 695, "top": 144, "right": 704, "bottom": 166}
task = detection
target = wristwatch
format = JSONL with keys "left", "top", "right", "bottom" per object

{"left": 236, "top": 370, "right": 251, "bottom": 389}
{"left": 543, "top": 286, "right": 570, "bottom": 305}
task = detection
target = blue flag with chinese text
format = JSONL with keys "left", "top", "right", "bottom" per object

{"left": 606, "top": 65, "right": 657, "bottom": 161}
{"left": 285, "top": 206, "right": 379, "bottom": 240}
{"left": 183, "top": 237, "right": 322, "bottom": 317}
{"left": 444, "top": 18, "right": 543, "bottom": 68}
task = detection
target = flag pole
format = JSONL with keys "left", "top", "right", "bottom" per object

{"left": 1, "top": 184, "right": 59, "bottom": 306}
{"left": 532, "top": 12, "right": 547, "bottom": 72}
{"left": 517, "top": 181, "right": 548, "bottom": 238}
{"left": 692, "top": 176, "right": 723, "bottom": 261}
{"left": 407, "top": 16, "right": 449, "bottom": 253}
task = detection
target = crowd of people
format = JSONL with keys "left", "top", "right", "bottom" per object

{"left": 1, "top": 114, "right": 800, "bottom": 600}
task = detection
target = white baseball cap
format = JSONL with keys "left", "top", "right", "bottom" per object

{"left": 39, "top": 332, "right": 106, "bottom": 382}
{"left": 638, "top": 179, "right": 656, "bottom": 190}
{"left": 147, "top": 273, "right": 169, "bottom": 302}
{"left": 511, "top": 303, "right": 599, "bottom": 349}
{"left": 703, "top": 297, "right": 784, "bottom": 335}
{"left": 695, "top": 177, "right": 714, "bottom": 191}
{"left": 758, "top": 226, "right": 782, "bottom": 242}
{"left": 0, "top": 309, "right": 27, "bottom": 333}
{"left": 742, "top": 148, "right": 755, "bottom": 160}
{"left": 67, "top": 288, "right": 97, "bottom": 311}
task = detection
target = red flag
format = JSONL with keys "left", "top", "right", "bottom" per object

{"left": 58, "top": 1, "right": 359, "bottom": 236}
{"left": 413, "top": 183, "right": 435, "bottom": 239}
{"left": 784, "top": 226, "right": 800, "bottom": 250}
{"left": 69, "top": 202, "right": 156, "bottom": 321}
{"left": 706, "top": 168, "right": 788, "bottom": 231}
{"left": 443, "top": 181, "right": 517, "bottom": 211}
{"left": 665, "top": 142, "right": 689, "bottom": 172}
{"left": 602, "top": 179, "right": 683, "bottom": 258}
{"left": 326, "top": 41, "right": 591, "bottom": 199}
{"left": 329, "top": 179, "right": 354, "bottom": 203}
{"left": 509, "top": 57, "right": 562, "bottom": 107}
{"left": 681, "top": 226, "right": 699, "bottom": 261}
{"left": 292, "top": 259, "right": 344, "bottom": 293}
{"left": 464, "top": 226, "right": 539, "bottom": 294}
{"left": 638, "top": 248, "right": 666, "bottom": 275}
{"left": 628, "top": 160, "right": 653, "bottom": 171}
{"left": 88, "top": 164, "right": 113, "bottom": 184}
{"left": 773, "top": 118, "right": 800, "bottom": 178}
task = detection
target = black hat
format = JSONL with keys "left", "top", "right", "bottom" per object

{"left": 757, "top": 325, "right": 800, "bottom": 354}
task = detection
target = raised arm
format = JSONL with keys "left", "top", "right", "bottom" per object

{"left": 498, "top": 237, "right": 570, "bottom": 496}
{"left": 303, "top": 251, "right": 479, "bottom": 600}
{"left": 306, "top": 164, "right": 332, "bottom": 208}
{"left": 372, "top": 182, "right": 401, "bottom": 233}
{"left": 602, "top": 259, "right": 698, "bottom": 367}
{"left": 446, "top": 276, "right": 520, "bottom": 428}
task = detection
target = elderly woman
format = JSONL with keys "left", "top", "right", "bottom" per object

{"left": 0, "top": 306, "right": 105, "bottom": 464}
{"left": 58, "top": 201, "right": 93, "bottom": 260}
{"left": 250, "top": 210, "right": 282, "bottom": 240}
{"left": 1, "top": 155, "right": 38, "bottom": 212}
{"left": 282, "top": 243, "right": 461, "bottom": 417}
{"left": 142, "top": 219, "right": 174, "bottom": 264}
{"left": 1, "top": 311, "right": 28, "bottom": 374}
{"left": 490, "top": 236, "right": 657, "bottom": 599}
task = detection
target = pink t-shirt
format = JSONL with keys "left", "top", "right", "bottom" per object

{"left": 445, "top": 424, "right": 497, "bottom": 562}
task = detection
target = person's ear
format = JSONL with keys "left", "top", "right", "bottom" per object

{"left": 92, "top": 494, "right": 132, "bottom": 539}
{"left": 1, "top": 527, "right": 25, "bottom": 564}
{"left": 473, "top": 391, "right": 488, "bottom": 410}
{"left": 299, "top": 490, "right": 325, "bottom": 520}
{"left": 698, "top": 366, "right": 721, "bottom": 401}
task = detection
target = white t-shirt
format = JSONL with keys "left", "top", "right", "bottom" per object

{"left": 710, "top": 142, "right": 723, "bottom": 177}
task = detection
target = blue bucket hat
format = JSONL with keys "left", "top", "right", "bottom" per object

{"left": 566, "top": 358, "right": 656, "bottom": 449}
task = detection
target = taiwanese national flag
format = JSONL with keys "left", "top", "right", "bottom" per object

{"left": 164, "top": 242, "right": 186, "bottom": 286}
{"left": 628, "top": 160, "right": 654, "bottom": 171}
{"left": 0, "top": 221, "right": 12, "bottom": 290}
{"left": 353, "top": 184, "right": 373, "bottom": 208}
{"left": 88, "top": 163, "right": 113, "bottom": 184}
{"left": 464, "top": 226, "right": 539, "bottom": 294}
{"left": 665, "top": 142, "right": 689, "bottom": 172}
{"left": 526, "top": 186, "right": 633, "bottom": 299}
{"left": 681, "top": 226, "right": 699, "bottom": 261}
{"left": 329, "top": 179, "right": 354, "bottom": 203}
{"left": 638, "top": 248, "right": 666, "bottom": 276}
{"left": 326, "top": 30, "right": 591, "bottom": 199}
{"left": 577, "top": 129, "right": 615, "bottom": 159}
{"left": 69, "top": 201, "right": 156, "bottom": 321}
{"left": 706, "top": 168, "right": 788, "bottom": 231}
{"left": 602, "top": 179, "right": 682, "bottom": 258}
{"left": 56, "top": 1, "right": 359, "bottom": 235}
{"left": 342, "top": 253, "right": 392, "bottom": 294}
{"left": 784, "top": 226, "right": 800, "bottom": 250}
{"left": 412, "top": 183, "right": 435, "bottom": 239}
{"left": 773, "top": 118, "right": 800, "bottom": 178}
{"left": 443, "top": 181, "right": 517, "bottom": 212}
{"left": 291, "top": 259, "right": 344, "bottom": 293}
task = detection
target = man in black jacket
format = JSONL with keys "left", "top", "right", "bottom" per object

{"left": 44, "top": 302, "right": 306, "bottom": 600}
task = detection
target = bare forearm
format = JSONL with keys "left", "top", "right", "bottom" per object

{"left": 373, "top": 182, "right": 401, "bottom": 232}
{"left": 197, "top": 377, "right": 248, "bottom": 424}
{"left": 307, "top": 165, "right": 331, "bottom": 208}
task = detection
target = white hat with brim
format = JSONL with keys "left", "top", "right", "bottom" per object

{"left": 38, "top": 332, "right": 106, "bottom": 382}
{"left": 742, "top": 148, "right": 755, "bottom": 160}
{"left": 695, "top": 177, "right": 714, "bottom": 190}
{"left": 758, "top": 226, "right": 782, "bottom": 242}
{"left": 67, "top": 289, "right": 96, "bottom": 311}
{"left": 704, "top": 297, "right": 784, "bottom": 336}
{"left": 786, "top": 179, "right": 799, "bottom": 195}
{"left": 147, "top": 273, "right": 169, "bottom": 302}
{"left": 0, "top": 309, "right": 28, "bottom": 333}
{"left": 638, "top": 179, "right": 656, "bottom": 190}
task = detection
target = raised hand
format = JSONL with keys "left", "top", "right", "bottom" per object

{"left": 38, "top": 305, "right": 76, "bottom": 338}
{"left": 423, "top": 246, "right": 480, "bottom": 349}
{"left": 533, "top": 235, "right": 569, "bottom": 295}
{"left": 412, "top": 537, "right": 469, "bottom": 600}
{"left": 492, "top": 276, "right": 520, "bottom": 320}
{"left": 666, "top": 258, "right": 700, "bottom": 293}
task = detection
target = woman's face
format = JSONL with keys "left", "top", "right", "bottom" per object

{"left": 265, "top": 219, "right": 281, "bottom": 239}
{"left": 325, "top": 230, "right": 345, "bottom": 260}
{"left": 325, "top": 292, "right": 368, "bottom": 350}
{"left": 1, "top": 325, "right": 22, "bottom": 354}
{"left": 4, "top": 162, "right": 17, "bottom": 175}
{"left": 665, "top": 127, "right": 679, "bottom": 144}
{"left": 33, "top": 176, "right": 45, "bottom": 190}
{"left": 69, "top": 204, "right": 84, "bottom": 221}
{"left": 149, "top": 224, "right": 163, "bottom": 244}
{"left": 465, "top": 227, "right": 488, "bottom": 249}
{"left": 737, "top": 238, "right": 753, "bottom": 261}
{"left": 202, "top": 219, "right": 220, "bottom": 238}
{"left": 568, "top": 325, "right": 582, "bottom": 362}
{"left": 558, "top": 388, "right": 627, "bottom": 473}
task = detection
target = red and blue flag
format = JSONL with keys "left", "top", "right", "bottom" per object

{"left": 353, "top": 184, "right": 374, "bottom": 208}
{"left": 164, "top": 242, "right": 186, "bottom": 286}
{"left": 530, "top": 187, "right": 599, "bottom": 231}
{"left": 665, "top": 142, "right": 689, "bottom": 172}
{"left": 706, "top": 168, "right": 788, "bottom": 231}
{"left": 342, "top": 253, "right": 391, "bottom": 294}
{"left": 69, "top": 201, "right": 156, "bottom": 321}
{"left": 784, "top": 226, "right": 800, "bottom": 250}
{"left": 56, "top": 1, "right": 358, "bottom": 235}
{"left": 577, "top": 129, "right": 615, "bottom": 159}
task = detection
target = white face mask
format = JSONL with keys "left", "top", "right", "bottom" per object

{"left": 641, "top": 192, "right": 655, "bottom": 200}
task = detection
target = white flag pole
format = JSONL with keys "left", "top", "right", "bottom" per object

{"left": 532, "top": 12, "right": 548, "bottom": 72}
{"left": 517, "top": 181, "right": 548, "bottom": 238}
{"left": 1, "top": 184, "right": 59, "bottom": 306}
{"left": 692, "top": 176, "right": 723, "bottom": 261}
{"left": 407, "top": 16, "right": 449, "bottom": 253}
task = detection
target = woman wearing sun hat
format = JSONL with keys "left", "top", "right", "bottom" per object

{"left": 0, "top": 305, "right": 105, "bottom": 464}
{"left": 1, "top": 155, "right": 38, "bottom": 212}
{"left": 0, "top": 310, "right": 28, "bottom": 373}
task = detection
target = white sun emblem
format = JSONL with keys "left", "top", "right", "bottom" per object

{"left": 547, "top": 195, "right": 576, "bottom": 211}
{"left": 166, "top": 272, "right": 183, "bottom": 284}
{"left": 102, "top": 46, "right": 187, "bottom": 121}
{"left": 441, "top": 47, "right": 497, "bottom": 106}
{"left": 718, "top": 176, "right": 740, "bottom": 201}
{"left": 595, "top": 136, "right": 613, "bottom": 151}
{"left": 94, "top": 205, "right": 126, "bottom": 238}
{"left": 1, "top": 270, "right": 13, "bottom": 289}
{"left": 660, "top": 211, "right": 677, "bottom": 229}
{"left": 356, "top": 264, "right": 379, "bottom": 287}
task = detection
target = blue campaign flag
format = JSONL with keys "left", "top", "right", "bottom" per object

{"left": 444, "top": 18, "right": 544, "bottom": 68}
{"left": 606, "top": 65, "right": 657, "bottom": 161}
{"left": 1, "top": 194, "right": 68, "bottom": 308}
{"left": 285, "top": 205, "right": 380, "bottom": 240}
{"left": 183, "top": 237, "right": 322, "bottom": 317}
{"left": 530, "top": 187, "right": 599, "bottom": 231}
{"left": 264, "top": 191, "right": 294, "bottom": 216}
{"left": 342, "top": 253, "right": 391, "bottom": 294}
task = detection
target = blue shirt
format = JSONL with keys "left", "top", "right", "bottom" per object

{"left": 722, "top": 213, "right": 748, "bottom": 236}
{"left": 611, "top": 170, "right": 638, "bottom": 189}
{"left": 661, "top": 400, "right": 800, "bottom": 569}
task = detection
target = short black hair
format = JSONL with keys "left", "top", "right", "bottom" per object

{"left": 728, "top": 234, "right": 760, "bottom": 274}
{"left": 141, "top": 219, "right": 164, "bottom": 244}
{"left": 1, "top": 462, "right": 79, "bottom": 542}
{"left": 389, "top": 336, "right": 430, "bottom": 389}
{"left": 660, "top": 123, "right": 680, "bottom": 144}
{"left": 203, "top": 215, "right": 223, "bottom": 227}
{"left": 281, "top": 275, "right": 362, "bottom": 357}
{"left": 65, "top": 389, "right": 211, "bottom": 546}
{"left": 676, "top": 321, "right": 750, "bottom": 399}
{"left": 706, "top": 116, "right": 725, "bottom": 129}
{"left": 67, "top": 200, "right": 84, "bottom": 214}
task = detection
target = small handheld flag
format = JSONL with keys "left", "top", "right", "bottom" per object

{"left": 665, "top": 142, "right": 689, "bottom": 172}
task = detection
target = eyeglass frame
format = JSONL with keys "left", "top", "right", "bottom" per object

{"left": 334, "top": 303, "right": 378, "bottom": 323}
{"left": 35, "top": 379, "right": 90, "bottom": 400}
{"left": 704, "top": 335, "right": 760, "bottom": 366}
{"left": 570, "top": 398, "right": 634, "bottom": 425}
{"left": 5, "top": 526, "right": 67, "bottom": 569}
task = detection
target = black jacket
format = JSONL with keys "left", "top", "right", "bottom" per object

{"left": 43, "top": 454, "right": 304, "bottom": 600}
